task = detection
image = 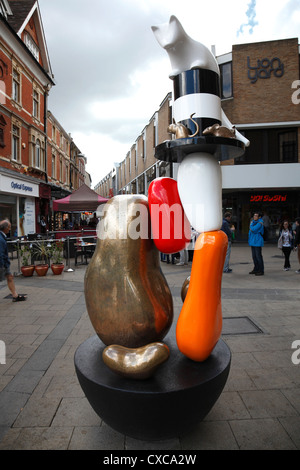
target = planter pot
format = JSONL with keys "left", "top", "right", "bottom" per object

{"left": 51, "top": 263, "right": 64, "bottom": 275}
{"left": 35, "top": 264, "right": 49, "bottom": 276}
{"left": 21, "top": 265, "right": 35, "bottom": 277}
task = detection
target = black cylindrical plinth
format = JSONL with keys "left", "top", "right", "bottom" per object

{"left": 74, "top": 332, "right": 231, "bottom": 441}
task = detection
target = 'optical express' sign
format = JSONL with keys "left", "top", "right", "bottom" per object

{"left": 0, "top": 174, "right": 39, "bottom": 197}
{"left": 250, "top": 194, "right": 287, "bottom": 202}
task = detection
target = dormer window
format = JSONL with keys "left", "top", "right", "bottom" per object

{"left": 24, "top": 33, "right": 39, "bottom": 61}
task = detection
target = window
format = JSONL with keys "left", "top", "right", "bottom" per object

{"left": 235, "top": 128, "right": 298, "bottom": 165}
{"left": 12, "top": 125, "right": 20, "bottom": 161}
{"left": 12, "top": 69, "right": 20, "bottom": 103}
{"left": 35, "top": 139, "right": 41, "bottom": 168}
{"left": 279, "top": 131, "right": 297, "bottom": 163}
{"left": 33, "top": 89, "right": 39, "bottom": 119}
{"left": 52, "top": 154, "right": 56, "bottom": 179}
{"left": 24, "top": 33, "right": 39, "bottom": 61}
{"left": 0, "top": 114, "right": 6, "bottom": 148}
{"left": 59, "top": 159, "right": 63, "bottom": 181}
{"left": 220, "top": 62, "right": 233, "bottom": 99}
{"left": 65, "top": 164, "right": 69, "bottom": 184}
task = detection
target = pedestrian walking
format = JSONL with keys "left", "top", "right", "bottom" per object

{"left": 248, "top": 212, "right": 264, "bottom": 276}
{"left": 0, "top": 220, "right": 26, "bottom": 302}
{"left": 221, "top": 212, "right": 233, "bottom": 273}
{"left": 293, "top": 217, "right": 300, "bottom": 273}
{"left": 278, "top": 220, "right": 294, "bottom": 270}
{"left": 176, "top": 248, "right": 189, "bottom": 266}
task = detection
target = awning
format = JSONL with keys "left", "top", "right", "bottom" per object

{"left": 52, "top": 184, "right": 109, "bottom": 212}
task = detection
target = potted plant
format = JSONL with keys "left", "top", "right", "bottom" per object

{"left": 19, "top": 244, "right": 35, "bottom": 277}
{"left": 32, "top": 241, "right": 51, "bottom": 276}
{"left": 50, "top": 240, "right": 65, "bottom": 275}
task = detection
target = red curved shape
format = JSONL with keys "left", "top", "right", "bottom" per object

{"left": 148, "top": 177, "right": 191, "bottom": 254}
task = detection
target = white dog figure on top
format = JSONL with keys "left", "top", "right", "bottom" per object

{"left": 152, "top": 15, "right": 250, "bottom": 148}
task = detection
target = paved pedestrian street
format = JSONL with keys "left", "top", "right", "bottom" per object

{"left": 0, "top": 243, "right": 299, "bottom": 450}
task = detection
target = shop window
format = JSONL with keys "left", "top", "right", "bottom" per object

{"left": 220, "top": 62, "right": 233, "bottom": 99}
{"left": 131, "top": 179, "right": 137, "bottom": 194}
{"left": 146, "top": 165, "right": 156, "bottom": 192}
{"left": 158, "top": 161, "right": 171, "bottom": 177}
{"left": 137, "top": 174, "right": 145, "bottom": 194}
{"left": 12, "top": 68, "right": 21, "bottom": 103}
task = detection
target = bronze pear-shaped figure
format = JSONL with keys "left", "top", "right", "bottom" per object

{"left": 84, "top": 195, "right": 173, "bottom": 348}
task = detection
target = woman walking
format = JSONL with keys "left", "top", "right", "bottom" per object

{"left": 278, "top": 220, "right": 294, "bottom": 271}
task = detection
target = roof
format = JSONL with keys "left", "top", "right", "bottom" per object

{"left": 3, "top": 0, "right": 54, "bottom": 81}
{"left": 6, "top": 0, "right": 36, "bottom": 32}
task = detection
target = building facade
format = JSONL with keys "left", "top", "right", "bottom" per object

{"left": 95, "top": 37, "right": 300, "bottom": 241}
{"left": 0, "top": 0, "right": 86, "bottom": 236}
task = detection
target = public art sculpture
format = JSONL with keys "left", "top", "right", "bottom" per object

{"left": 74, "top": 15, "right": 247, "bottom": 440}
{"left": 151, "top": 14, "right": 248, "bottom": 362}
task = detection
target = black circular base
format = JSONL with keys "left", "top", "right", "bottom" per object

{"left": 154, "top": 136, "right": 245, "bottom": 163}
{"left": 74, "top": 331, "right": 231, "bottom": 441}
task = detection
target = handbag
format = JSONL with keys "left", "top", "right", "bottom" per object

{"left": 277, "top": 236, "right": 283, "bottom": 249}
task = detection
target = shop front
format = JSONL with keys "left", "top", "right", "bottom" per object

{"left": 0, "top": 171, "right": 39, "bottom": 237}
{"left": 223, "top": 189, "right": 300, "bottom": 242}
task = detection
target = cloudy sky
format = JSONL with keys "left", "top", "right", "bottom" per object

{"left": 38, "top": 0, "right": 300, "bottom": 188}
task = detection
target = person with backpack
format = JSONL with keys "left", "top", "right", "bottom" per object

{"left": 248, "top": 212, "right": 264, "bottom": 276}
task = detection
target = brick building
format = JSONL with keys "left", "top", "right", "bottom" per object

{"left": 0, "top": 0, "right": 86, "bottom": 236}
{"left": 95, "top": 37, "right": 300, "bottom": 241}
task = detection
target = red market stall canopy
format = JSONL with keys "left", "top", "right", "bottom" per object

{"left": 53, "top": 184, "right": 109, "bottom": 212}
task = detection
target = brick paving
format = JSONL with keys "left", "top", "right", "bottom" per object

{"left": 0, "top": 243, "right": 299, "bottom": 450}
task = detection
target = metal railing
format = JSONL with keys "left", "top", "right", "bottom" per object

{"left": 6, "top": 230, "right": 97, "bottom": 277}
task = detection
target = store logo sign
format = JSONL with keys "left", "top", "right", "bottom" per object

{"left": 247, "top": 57, "right": 284, "bottom": 84}
{"left": 11, "top": 181, "right": 33, "bottom": 192}
{"left": 250, "top": 194, "right": 287, "bottom": 202}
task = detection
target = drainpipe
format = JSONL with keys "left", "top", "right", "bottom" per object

{"left": 44, "top": 89, "right": 49, "bottom": 183}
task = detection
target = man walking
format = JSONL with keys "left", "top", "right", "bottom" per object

{"left": 221, "top": 212, "right": 233, "bottom": 273}
{"left": 248, "top": 212, "right": 264, "bottom": 276}
{"left": 0, "top": 220, "right": 26, "bottom": 301}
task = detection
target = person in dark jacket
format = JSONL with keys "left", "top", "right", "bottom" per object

{"left": 221, "top": 212, "right": 233, "bottom": 273}
{"left": 248, "top": 212, "right": 264, "bottom": 276}
{"left": 294, "top": 217, "right": 300, "bottom": 273}
{"left": 0, "top": 220, "right": 26, "bottom": 301}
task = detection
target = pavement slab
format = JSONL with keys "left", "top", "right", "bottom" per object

{"left": 0, "top": 243, "right": 299, "bottom": 451}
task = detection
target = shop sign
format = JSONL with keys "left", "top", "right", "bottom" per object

{"left": 250, "top": 194, "right": 287, "bottom": 203}
{"left": 247, "top": 57, "right": 284, "bottom": 84}
{"left": 0, "top": 174, "right": 39, "bottom": 197}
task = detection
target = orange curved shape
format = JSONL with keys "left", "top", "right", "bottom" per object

{"left": 176, "top": 230, "right": 228, "bottom": 362}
